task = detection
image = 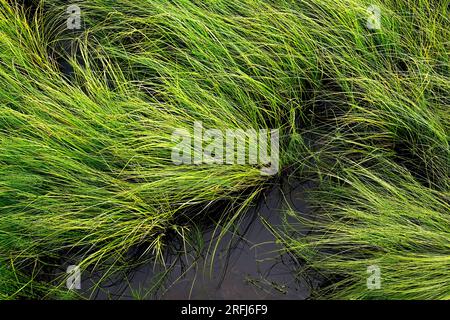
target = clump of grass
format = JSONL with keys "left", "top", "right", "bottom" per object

{"left": 0, "top": 0, "right": 271, "bottom": 298}
{"left": 280, "top": 162, "right": 449, "bottom": 299}
{"left": 0, "top": 0, "right": 448, "bottom": 299}
{"left": 273, "top": 0, "right": 449, "bottom": 299}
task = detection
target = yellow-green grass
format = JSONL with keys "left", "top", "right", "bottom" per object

{"left": 0, "top": 0, "right": 448, "bottom": 299}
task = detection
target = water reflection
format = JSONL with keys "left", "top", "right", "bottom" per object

{"left": 88, "top": 181, "right": 315, "bottom": 300}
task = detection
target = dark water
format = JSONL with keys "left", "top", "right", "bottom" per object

{"left": 82, "top": 181, "right": 315, "bottom": 300}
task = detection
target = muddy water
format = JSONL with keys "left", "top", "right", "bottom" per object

{"left": 86, "top": 181, "right": 314, "bottom": 300}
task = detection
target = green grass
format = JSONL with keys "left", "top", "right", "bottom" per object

{"left": 0, "top": 0, "right": 269, "bottom": 298}
{"left": 0, "top": 0, "right": 448, "bottom": 299}
{"left": 277, "top": 161, "right": 449, "bottom": 299}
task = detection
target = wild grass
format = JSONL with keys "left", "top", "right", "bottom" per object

{"left": 0, "top": 0, "right": 269, "bottom": 298}
{"left": 270, "top": 0, "right": 450, "bottom": 299}
{"left": 0, "top": 0, "right": 448, "bottom": 299}
{"left": 278, "top": 161, "right": 449, "bottom": 299}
